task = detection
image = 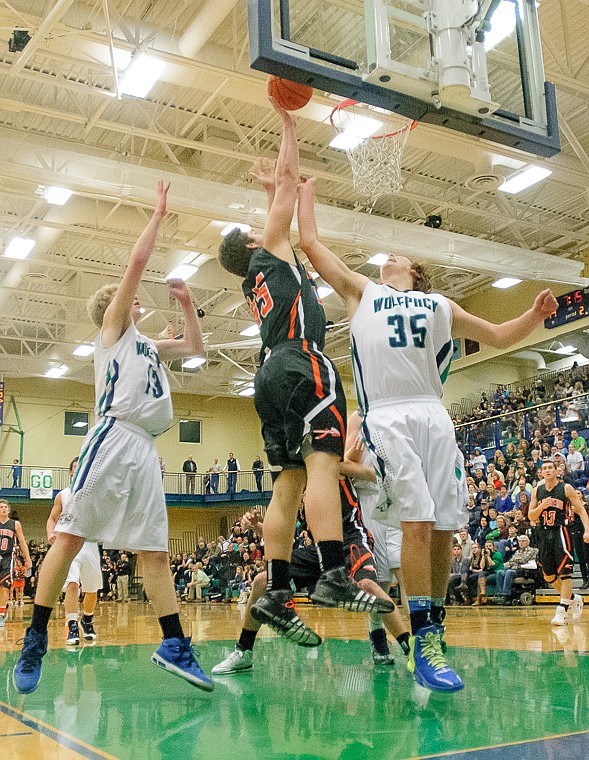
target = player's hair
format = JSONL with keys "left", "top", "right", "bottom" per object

{"left": 0, "top": 500, "right": 9, "bottom": 508}
{"left": 218, "top": 229, "right": 254, "bottom": 278}
{"left": 87, "top": 284, "right": 119, "bottom": 327}
{"left": 411, "top": 262, "right": 432, "bottom": 294}
{"left": 69, "top": 457, "right": 79, "bottom": 473}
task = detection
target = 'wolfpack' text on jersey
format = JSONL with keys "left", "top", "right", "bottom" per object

{"left": 243, "top": 247, "right": 326, "bottom": 358}
{"left": 351, "top": 282, "right": 453, "bottom": 411}
{"left": 94, "top": 323, "right": 172, "bottom": 437}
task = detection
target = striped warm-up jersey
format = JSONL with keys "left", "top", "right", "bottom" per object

{"left": 350, "top": 282, "right": 453, "bottom": 411}
{"left": 93, "top": 323, "right": 173, "bottom": 437}
{"left": 243, "top": 247, "right": 326, "bottom": 358}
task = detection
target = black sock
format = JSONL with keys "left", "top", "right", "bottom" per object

{"left": 430, "top": 603, "right": 446, "bottom": 626}
{"left": 237, "top": 628, "right": 258, "bottom": 652}
{"left": 317, "top": 541, "right": 344, "bottom": 572}
{"left": 409, "top": 609, "right": 431, "bottom": 634}
{"left": 159, "top": 613, "right": 184, "bottom": 640}
{"left": 369, "top": 627, "right": 388, "bottom": 652}
{"left": 82, "top": 614, "right": 93, "bottom": 624}
{"left": 559, "top": 600, "right": 570, "bottom": 610}
{"left": 396, "top": 632, "right": 411, "bottom": 655}
{"left": 266, "top": 560, "right": 290, "bottom": 592}
{"left": 31, "top": 604, "right": 53, "bottom": 633}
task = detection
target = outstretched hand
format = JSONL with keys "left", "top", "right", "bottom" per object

{"left": 167, "top": 278, "right": 192, "bottom": 306}
{"left": 269, "top": 96, "right": 296, "bottom": 128}
{"left": 250, "top": 157, "right": 276, "bottom": 190}
{"left": 532, "top": 289, "right": 558, "bottom": 319}
{"left": 297, "top": 175, "right": 317, "bottom": 194}
{"left": 155, "top": 180, "right": 170, "bottom": 217}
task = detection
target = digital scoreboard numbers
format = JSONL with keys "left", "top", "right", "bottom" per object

{"left": 544, "top": 288, "right": 589, "bottom": 329}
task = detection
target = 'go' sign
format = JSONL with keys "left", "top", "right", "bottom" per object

{"left": 30, "top": 469, "right": 53, "bottom": 499}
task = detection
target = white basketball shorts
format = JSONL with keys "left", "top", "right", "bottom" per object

{"left": 355, "top": 482, "right": 402, "bottom": 582}
{"left": 362, "top": 397, "right": 465, "bottom": 531}
{"left": 55, "top": 418, "right": 168, "bottom": 551}
{"left": 63, "top": 542, "right": 102, "bottom": 592}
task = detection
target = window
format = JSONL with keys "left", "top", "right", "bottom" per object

{"left": 64, "top": 411, "right": 89, "bottom": 436}
{"left": 179, "top": 419, "right": 201, "bottom": 444}
{"left": 464, "top": 339, "right": 480, "bottom": 357}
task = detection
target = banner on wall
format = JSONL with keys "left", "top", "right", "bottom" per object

{"left": 30, "top": 470, "right": 53, "bottom": 499}
{"left": 0, "top": 382, "right": 4, "bottom": 427}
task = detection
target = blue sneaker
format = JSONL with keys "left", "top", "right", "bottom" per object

{"left": 12, "top": 627, "right": 48, "bottom": 694}
{"left": 151, "top": 636, "right": 214, "bottom": 692}
{"left": 408, "top": 625, "right": 463, "bottom": 692}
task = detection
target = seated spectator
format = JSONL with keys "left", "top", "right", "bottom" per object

{"left": 186, "top": 562, "right": 211, "bottom": 602}
{"left": 501, "top": 524, "right": 521, "bottom": 561}
{"left": 447, "top": 545, "right": 471, "bottom": 604}
{"left": 513, "top": 508, "right": 530, "bottom": 534}
{"left": 511, "top": 475, "right": 533, "bottom": 502}
{"left": 477, "top": 480, "right": 490, "bottom": 505}
{"left": 566, "top": 443, "right": 585, "bottom": 483}
{"left": 488, "top": 507, "right": 498, "bottom": 530}
{"left": 468, "top": 544, "right": 487, "bottom": 605}
{"left": 194, "top": 540, "right": 207, "bottom": 563}
{"left": 466, "top": 497, "right": 481, "bottom": 538}
{"left": 487, "top": 463, "right": 504, "bottom": 489}
{"left": 471, "top": 448, "right": 487, "bottom": 474}
{"left": 495, "top": 535, "right": 538, "bottom": 603}
{"left": 504, "top": 467, "right": 516, "bottom": 493}
{"left": 456, "top": 527, "right": 473, "bottom": 561}
{"left": 504, "top": 442, "right": 518, "bottom": 464}
{"left": 495, "top": 514, "right": 510, "bottom": 542}
{"left": 495, "top": 485, "right": 514, "bottom": 514}
{"left": 475, "top": 516, "right": 492, "bottom": 546}
{"left": 482, "top": 539, "right": 504, "bottom": 591}
{"left": 540, "top": 442, "right": 552, "bottom": 460}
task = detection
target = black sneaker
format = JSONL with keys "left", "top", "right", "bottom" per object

{"left": 369, "top": 628, "right": 395, "bottom": 665}
{"left": 250, "top": 591, "right": 322, "bottom": 647}
{"left": 66, "top": 620, "right": 80, "bottom": 646}
{"left": 80, "top": 618, "right": 97, "bottom": 641}
{"left": 311, "top": 567, "right": 394, "bottom": 613}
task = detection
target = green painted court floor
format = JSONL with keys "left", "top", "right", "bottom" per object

{"left": 2, "top": 639, "right": 589, "bottom": 759}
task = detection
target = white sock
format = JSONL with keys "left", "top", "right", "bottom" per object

{"left": 66, "top": 613, "right": 79, "bottom": 622}
{"left": 369, "top": 614, "right": 384, "bottom": 632}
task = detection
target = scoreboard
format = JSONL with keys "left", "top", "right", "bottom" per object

{"left": 544, "top": 288, "right": 589, "bottom": 329}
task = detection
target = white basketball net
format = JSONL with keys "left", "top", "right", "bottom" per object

{"left": 331, "top": 103, "right": 416, "bottom": 199}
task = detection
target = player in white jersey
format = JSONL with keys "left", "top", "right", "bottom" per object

{"left": 297, "top": 175, "right": 558, "bottom": 692}
{"left": 344, "top": 411, "right": 410, "bottom": 664}
{"left": 47, "top": 457, "right": 102, "bottom": 646}
{"left": 14, "top": 182, "right": 213, "bottom": 695}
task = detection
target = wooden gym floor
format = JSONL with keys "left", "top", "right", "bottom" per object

{"left": 1, "top": 601, "right": 588, "bottom": 759}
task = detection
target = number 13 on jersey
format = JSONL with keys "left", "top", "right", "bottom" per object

{"left": 388, "top": 313, "right": 427, "bottom": 348}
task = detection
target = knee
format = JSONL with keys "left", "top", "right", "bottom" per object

{"left": 57, "top": 533, "right": 85, "bottom": 556}
{"left": 402, "top": 522, "right": 432, "bottom": 545}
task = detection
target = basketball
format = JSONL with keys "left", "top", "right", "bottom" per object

{"left": 267, "top": 76, "right": 313, "bottom": 111}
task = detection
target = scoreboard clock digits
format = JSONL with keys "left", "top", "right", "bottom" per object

{"left": 544, "top": 288, "right": 589, "bottom": 329}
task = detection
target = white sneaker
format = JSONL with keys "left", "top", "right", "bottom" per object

{"left": 571, "top": 594, "right": 584, "bottom": 622}
{"left": 211, "top": 648, "right": 253, "bottom": 675}
{"left": 551, "top": 605, "right": 568, "bottom": 626}
{"left": 0, "top": 614, "right": 5, "bottom": 628}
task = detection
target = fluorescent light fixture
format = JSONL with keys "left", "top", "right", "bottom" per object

{"left": 44, "top": 186, "right": 73, "bottom": 205}
{"left": 119, "top": 54, "right": 165, "bottom": 98}
{"left": 73, "top": 344, "right": 95, "bottom": 357}
{"left": 238, "top": 386, "right": 255, "bottom": 397}
{"left": 484, "top": 0, "right": 516, "bottom": 51}
{"left": 492, "top": 277, "right": 522, "bottom": 289}
{"left": 73, "top": 421, "right": 88, "bottom": 428}
{"left": 555, "top": 345, "right": 576, "bottom": 355}
{"left": 240, "top": 324, "right": 261, "bottom": 337}
{"left": 45, "top": 364, "right": 68, "bottom": 378}
{"left": 182, "top": 356, "right": 206, "bottom": 369}
{"left": 329, "top": 133, "right": 365, "bottom": 151}
{"left": 367, "top": 253, "right": 388, "bottom": 266}
{"left": 4, "top": 237, "right": 35, "bottom": 259}
{"left": 317, "top": 286, "right": 334, "bottom": 299}
{"left": 166, "top": 263, "right": 198, "bottom": 281}
{"left": 221, "top": 223, "right": 251, "bottom": 237}
{"left": 498, "top": 166, "right": 552, "bottom": 194}
{"left": 228, "top": 202, "right": 244, "bottom": 210}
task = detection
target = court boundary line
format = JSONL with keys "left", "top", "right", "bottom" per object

{"left": 0, "top": 700, "right": 116, "bottom": 760}
{"left": 413, "top": 728, "right": 589, "bottom": 759}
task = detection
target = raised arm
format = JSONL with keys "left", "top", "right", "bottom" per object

{"left": 449, "top": 289, "right": 558, "bottom": 350}
{"left": 47, "top": 492, "right": 63, "bottom": 545}
{"left": 262, "top": 100, "right": 299, "bottom": 263}
{"left": 14, "top": 520, "right": 31, "bottom": 570}
{"left": 154, "top": 280, "right": 205, "bottom": 362}
{"left": 102, "top": 181, "right": 170, "bottom": 346}
{"left": 250, "top": 157, "right": 276, "bottom": 215}
{"left": 297, "top": 176, "right": 368, "bottom": 313}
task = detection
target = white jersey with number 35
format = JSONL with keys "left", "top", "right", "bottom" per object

{"left": 94, "top": 323, "right": 172, "bottom": 437}
{"left": 350, "top": 282, "right": 453, "bottom": 411}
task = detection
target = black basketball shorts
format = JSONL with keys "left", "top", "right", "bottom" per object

{"left": 254, "top": 340, "right": 346, "bottom": 470}
{"left": 538, "top": 526, "right": 574, "bottom": 580}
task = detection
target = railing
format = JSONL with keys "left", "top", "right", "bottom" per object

{"left": 455, "top": 392, "right": 589, "bottom": 454}
{"left": 0, "top": 465, "right": 272, "bottom": 499}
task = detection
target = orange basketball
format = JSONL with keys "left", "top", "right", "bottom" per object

{"left": 267, "top": 76, "right": 313, "bottom": 111}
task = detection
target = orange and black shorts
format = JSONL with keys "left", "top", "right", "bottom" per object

{"left": 538, "top": 526, "right": 574, "bottom": 580}
{"left": 0, "top": 556, "right": 13, "bottom": 589}
{"left": 254, "top": 340, "right": 346, "bottom": 471}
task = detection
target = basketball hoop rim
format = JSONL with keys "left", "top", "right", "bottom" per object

{"left": 329, "top": 98, "right": 418, "bottom": 140}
